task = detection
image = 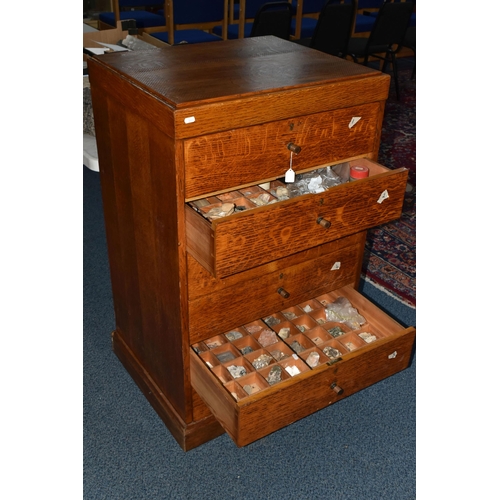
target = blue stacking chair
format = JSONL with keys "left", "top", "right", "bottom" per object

{"left": 297, "top": 0, "right": 357, "bottom": 57}
{"left": 98, "top": 0, "right": 166, "bottom": 31}
{"left": 151, "top": 0, "right": 228, "bottom": 45}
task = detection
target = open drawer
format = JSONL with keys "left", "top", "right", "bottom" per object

{"left": 185, "top": 158, "right": 408, "bottom": 278}
{"left": 190, "top": 284, "right": 416, "bottom": 447}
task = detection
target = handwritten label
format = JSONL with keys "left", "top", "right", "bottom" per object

{"left": 184, "top": 116, "right": 196, "bottom": 124}
{"left": 349, "top": 116, "right": 361, "bottom": 128}
{"left": 377, "top": 190, "right": 389, "bottom": 204}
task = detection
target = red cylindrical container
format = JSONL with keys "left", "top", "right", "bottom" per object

{"left": 349, "top": 165, "right": 369, "bottom": 181}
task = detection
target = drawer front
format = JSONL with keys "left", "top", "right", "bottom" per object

{"left": 184, "top": 103, "right": 382, "bottom": 199}
{"left": 190, "top": 285, "right": 416, "bottom": 447}
{"left": 186, "top": 160, "right": 408, "bottom": 278}
{"left": 188, "top": 237, "right": 364, "bottom": 344}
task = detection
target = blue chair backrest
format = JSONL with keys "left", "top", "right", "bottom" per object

{"left": 119, "top": 0, "right": 164, "bottom": 7}
{"left": 301, "top": 0, "right": 327, "bottom": 14}
{"left": 173, "top": 0, "right": 227, "bottom": 24}
{"left": 241, "top": 0, "right": 272, "bottom": 19}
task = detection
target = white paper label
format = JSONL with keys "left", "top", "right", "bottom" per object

{"left": 377, "top": 189, "right": 389, "bottom": 204}
{"left": 331, "top": 262, "right": 341, "bottom": 271}
{"left": 184, "top": 116, "right": 196, "bottom": 124}
{"left": 349, "top": 116, "right": 361, "bottom": 128}
{"left": 388, "top": 351, "right": 397, "bottom": 359}
{"left": 285, "top": 167, "right": 295, "bottom": 183}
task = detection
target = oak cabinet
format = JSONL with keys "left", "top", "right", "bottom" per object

{"left": 88, "top": 36, "right": 415, "bottom": 451}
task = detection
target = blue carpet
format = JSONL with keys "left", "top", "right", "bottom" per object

{"left": 84, "top": 166, "right": 415, "bottom": 499}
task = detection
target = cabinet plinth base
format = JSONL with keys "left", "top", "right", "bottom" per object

{"left": 112, "top": 330, "right": 225, "bottom": 451}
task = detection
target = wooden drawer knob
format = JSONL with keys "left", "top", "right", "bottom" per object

{"left": 330, "top": 383, "right": 344, "bottom": 395}
{"left": 287, "top": 142, "right": 301, "bottom": 154}
{"left": 316, "top": 217, "right": 331, "bottom": 229}
{"left": 277, "top": 287, "right": 290, "bottom": 298}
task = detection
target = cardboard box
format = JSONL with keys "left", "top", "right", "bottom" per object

{"left": 83, "top": 21, "right": 131, "bottom": 60}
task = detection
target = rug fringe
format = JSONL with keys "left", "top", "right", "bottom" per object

{"left": 361, "top": 276, "right": 416, "bottom": 309}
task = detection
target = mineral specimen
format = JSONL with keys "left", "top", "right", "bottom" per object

{"left": 285, "top": 365, "right": 301, "bottom": 376}
{"left": 258, "top": 329, "right": 279, "bottom": 347}
{"left": 278, "top": 327, "right": 290, "bottom": 339}
{"left": 227, "top": 365, "right": 247, "bottom": 379}
{"left": 263, "top": 316, "right": 282, "bottom": 327}
{"left": 290, "top": 340, "right": 305, "bottom": 353}
{"left": 358, "top": 332, "right": 377, "bottom": 343}
{"left": 225, "top": 330, "right": 243, "bottom": 341}
{"left": 323, "top": 346, "right": 341, "bottom": 359}
{"left": 252, "top": 353, "right": 273, "bottom": 369}
{"left": 216, "top": 351, "right": 236, "bottom": 363}
{"left": 325, "top": 297, "right": 366, "bottom": 329}
{"left": 305, "top": 351, "right": 320, "bottom": 367}
{"left": 327, "top": 326, "right": 345, "bottom": 338}
{"left": 266, "top": 365, "right": 283, "bottom": 385}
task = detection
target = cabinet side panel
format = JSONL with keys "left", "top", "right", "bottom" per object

{"left": 90, "top": 78, "right": 190, "bottom": 421}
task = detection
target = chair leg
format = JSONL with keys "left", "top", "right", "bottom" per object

{"left": 390, "top": 51, "right": 400, "bottom": 100}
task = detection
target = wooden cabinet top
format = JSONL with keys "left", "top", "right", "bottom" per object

{"left": 89, "top": 36, "right": 390, "bottom": 139}
{"left": 91, "top": 37, "right": 384, "bottom": 107}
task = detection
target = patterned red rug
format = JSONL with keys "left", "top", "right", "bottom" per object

{"left": 362, "top": 64, "right": 416, "bottom": 307}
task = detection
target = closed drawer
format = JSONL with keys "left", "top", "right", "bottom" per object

{"left": 188, "top": 233, "right": 365, "bottom": 343}
{"left": 184, "top": 103, "right": 383, "bottom": 199}
{"left": 190, "top": 285, "right": 416, "bottom": 447}
{"left": 185, "top": 158, "right": 408, "bottom": 278}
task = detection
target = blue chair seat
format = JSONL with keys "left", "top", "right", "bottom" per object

{"left": 99, "top": 11, "right": 166, "bottom": 29}
{"left": 151, "top": 30, "right": 222, "bottom": 45}
{"left": 213, "top": 23, "right": 250, "bottom": 39}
